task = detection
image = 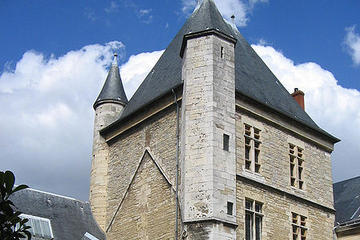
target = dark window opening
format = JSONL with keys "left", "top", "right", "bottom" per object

{"left": 227, "top": 201, "right": 233, "bottom": 215}
{"left": 223, "top": 134, "right": 230, "bottom": 151}
{"left": 245, "top": 199, "right": 263, "bottom": 240}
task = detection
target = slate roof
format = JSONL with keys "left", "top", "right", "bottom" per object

{"left": 334, "top": 176, "right": 360, "bottom": 224}
{"left": 102, "top": 0, "right": 338, "bottom": 142}
{"left": 94, "top": 54, "right": 128, "bottom": 109}
{"left": 10, "top": 188, "right": 105, "bottom": 240}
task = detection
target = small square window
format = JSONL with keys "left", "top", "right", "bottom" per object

{"left": 223, "top": 134, "right": 230, "bottom": 151}
{"left": 227, "top": 201, "right": 233, "bottom": 215}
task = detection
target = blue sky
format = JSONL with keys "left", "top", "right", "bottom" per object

{"left": 1, "top": 0, "right": 360, "bottom": 200}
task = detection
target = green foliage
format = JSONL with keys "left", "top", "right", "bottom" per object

{"left": 0, "top": 170, "right": 32, "bottom": 240}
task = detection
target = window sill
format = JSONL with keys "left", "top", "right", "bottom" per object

{"left": 240, "top": 169, "right": 265, "bottom": 184}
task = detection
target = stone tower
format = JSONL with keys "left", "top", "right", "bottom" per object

{"left": 89, "top": 0, "right": 339, "bottom": 239}
{"left": 90, "top": 53, "right": 128, "bottom": 231}
{"left": 180, "top": 0, "right": 237, "bottom": 238}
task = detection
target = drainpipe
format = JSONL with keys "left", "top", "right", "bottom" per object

{"left": 172, "top": 88, "right": 180, "bottom": 240}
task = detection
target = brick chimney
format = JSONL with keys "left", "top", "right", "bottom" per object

{"left": 291, "top": 88, "right": 305, "bottom": 110}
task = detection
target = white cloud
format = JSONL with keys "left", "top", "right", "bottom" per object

{"left": 120, "top": 50, "right": 164, "bottom": 97}
{"left": 0, "top": 42, "right": 162, "bottom": 200}
{"left": 248, "top": 0, "right": 268, "bottom": 9}
{"left": 182, "top": 0, "right": 267, "bottom": 27}
{"left": 344, "top": 26, "right": 360, "bottom": 66}
{"left": 0, "top": 41, "right": 125, "bottom": 200}
{"left": 105, "top": 1, "right": 120, "bottom": 13}
{"left": 139, "top": 9, "right": 152, "bottom": 16}
{"left": 252, "top": 43, "right": 360, "bottom": 181}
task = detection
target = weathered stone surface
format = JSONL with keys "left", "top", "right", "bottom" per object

{"left": 107, "top": 152, "right": 177, "bottom": 240}
{"left": 90, "top": 103, "right": 124, "bottom": 231}
{"left": 181, "top": 34, "right": 236, "bottom": 239}
{"left": 236, "top": 179, "right": 335, "bottom": 240}
{"left": 235, "top": 110, "right": 334, "bottom": 209}
{"left": 106, "top": 106, "right": 178, "bottom": 228}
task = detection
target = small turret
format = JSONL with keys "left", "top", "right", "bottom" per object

{"left": 93, "top": 53, "right": 128, "bottom": 109}
{"left": 90, "top": 53, "right": 127, "bottom": 230}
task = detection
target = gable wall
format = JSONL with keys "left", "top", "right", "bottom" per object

{"left": 106, "top": 106, "right": 178, "bottom": 229}
{"left": 107, "top": 152, "right": 177, "bottom": 240}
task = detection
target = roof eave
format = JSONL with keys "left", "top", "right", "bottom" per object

{"left": 100, "top": 84, "right": 183, "bottom": 136}
{"left": 235, "top": 91, "right": 340, "bottom": 144}
{"left": 93, "top": 99, "right": 127, "bottom": 110}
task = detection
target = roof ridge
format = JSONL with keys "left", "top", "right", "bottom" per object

{"left": 25, "top": 187, "right": 86, "bottom": 203}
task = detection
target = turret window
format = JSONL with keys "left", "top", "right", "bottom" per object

{"left": 244, "top": 124, "right": 261, "bottom": 173}
{"left": 289, "top": 144, "right": 304, "bottom": 189}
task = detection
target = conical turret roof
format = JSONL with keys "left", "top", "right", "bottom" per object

{"left": 102, "top": 0, "right": 338, "bottom": 143}
{"left": 93, "top": 54, "right": 128, "bottom": 109}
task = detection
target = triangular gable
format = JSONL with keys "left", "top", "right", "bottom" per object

{"left": 106, "top": 148, "right": 175, "bottom": 233}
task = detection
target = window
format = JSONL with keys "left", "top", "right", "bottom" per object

{"left": 83, "top": 232, "right": 100, "bottom": 240}
{"left": 289, "top": 144, "right": 304, "bottom": 189}
{"left": 19, "top": 214, "right": 54, "bottom": 240}
{"left": 221, "top": 46, "right": 224, "bottom": 58}
{"left": 244, "top": 124, "right": 261, "bottom": 173}
{"left": 245, "top": 199, "right": 263, "bottom": 240}
{"left": 292, "top": 212, "right": 307, "bottom": 240}
{"left": 227, "top": 201, "right": 233, "bottom": 215}
{"left": 223, "top": 134, "right": 230, "bottom": 151}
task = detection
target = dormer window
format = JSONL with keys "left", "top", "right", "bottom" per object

{"left": 19, "top": 214, "right": 54, "bottom": 239}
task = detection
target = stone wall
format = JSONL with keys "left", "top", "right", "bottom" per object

{"left": 236, "top": 179, "right": 335, "bottom": 240}
{"left": 180, "top": 33, "right": 236, "bottom": 239}
{"left": 107, "top": 152, "right": 177, "bottom": 240}
{"left": 235, "top": 109, "right": 334, "bottom": 209}
{"left": 106, "top": 106, "right": 178, "bottom": 229}
{"left": 337, "top": 233, "right": 360, "bottom": 240}
{"left": 90, "top": 102, "right": 124, "bottom": 230}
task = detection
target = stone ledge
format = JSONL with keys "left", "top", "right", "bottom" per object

{"left": 236, "top": 174, "right": 335, "bottom": 213}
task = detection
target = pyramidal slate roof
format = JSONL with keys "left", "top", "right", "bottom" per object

{"left": 94, "top": 54, "right": 128, "bottom": 109}
{"left": 334, "top": 176, "right": 360, "bottom": 224}
{"left": 10, "top": 188, "right": 105, "bottom": 240}
{"left": 104, "top": 0, "right": 338, "bottom": 142}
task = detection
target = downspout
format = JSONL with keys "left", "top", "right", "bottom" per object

{"left": 172, "top": 88, "right": 180, "bottom": 240}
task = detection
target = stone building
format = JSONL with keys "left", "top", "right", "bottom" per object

{"left": 89, "top": 0, "right": 339, "bottom": 239}
{"left": 333, "top": 176, "right": 360, "bottom": 240}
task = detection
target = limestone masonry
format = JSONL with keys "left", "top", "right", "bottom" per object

{"left": 89, "top": 0, "right": 339, "bottom": 239}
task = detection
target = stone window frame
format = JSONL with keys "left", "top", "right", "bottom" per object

{"left": 244, "top": 123, "right": 262, "bottom": 174}
{"left": 291, "top": 212, "right": 307, "bottom": 240}
{"left": 245, "top": 198, "right": 263, "bottom": 240}
{"left": 288, "top": 143, "right": 305, "bottom": 190}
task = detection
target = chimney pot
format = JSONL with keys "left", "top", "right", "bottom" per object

{"left": 291, "top": 88, "right": 305, "bottom": 110}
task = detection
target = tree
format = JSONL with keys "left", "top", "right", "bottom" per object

{"left": 0, "top": 170, "right": 32, "bottom": 239}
